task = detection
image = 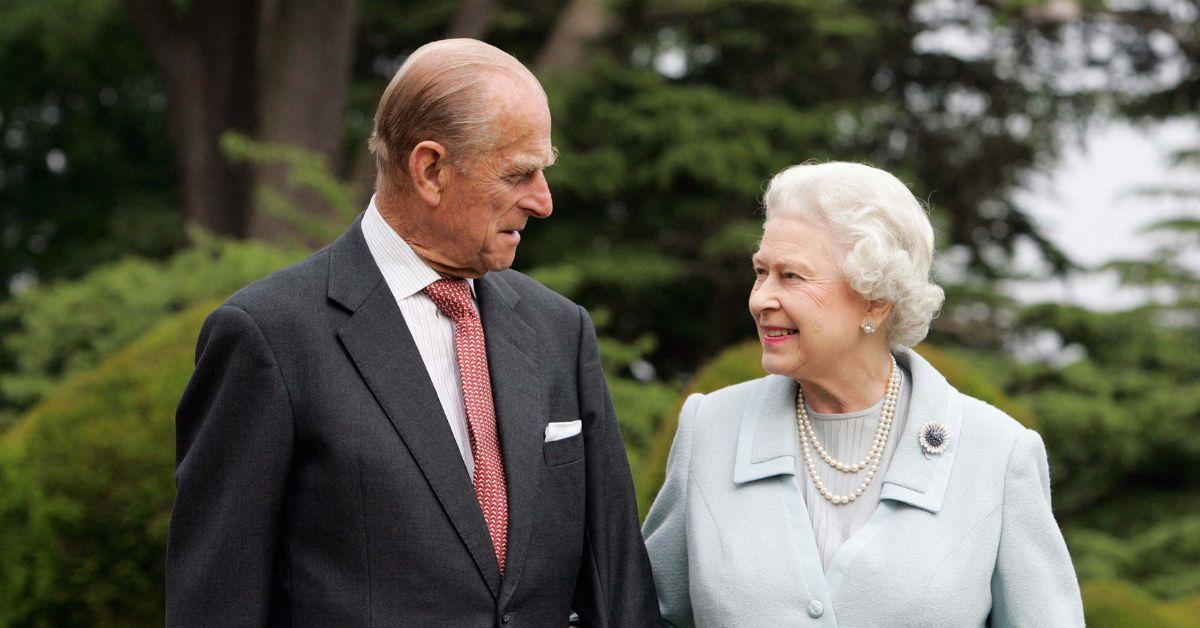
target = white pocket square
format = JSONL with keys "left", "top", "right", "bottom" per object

{"left": 544, "top": 420, "right": 582, "bottom": 442}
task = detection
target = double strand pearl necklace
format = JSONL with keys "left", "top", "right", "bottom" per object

{"left": 796, "top": 354, "right": 900, "bottom": 505}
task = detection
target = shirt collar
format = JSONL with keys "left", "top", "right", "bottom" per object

{"left": 360, "top": 196, "right": 476, "bottom": 300}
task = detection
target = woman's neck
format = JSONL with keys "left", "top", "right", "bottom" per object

{"left": 797, "top": 348, "right": 894, "bottom": 414}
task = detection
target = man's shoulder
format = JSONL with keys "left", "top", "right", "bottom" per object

{"left": 490, "top": 268, "right": 580, "bottom": 315}
{"left": 222, "top": 247, "right": 332, "bottom": 318}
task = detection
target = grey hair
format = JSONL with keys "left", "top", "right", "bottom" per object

{"left": 762, "top": 162, "right": 945, "bottom": 348}
{"left": 368, "top": 39, "right": 545, "bottom": 179}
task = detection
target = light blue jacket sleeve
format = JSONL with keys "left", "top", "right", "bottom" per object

{"left": 642, "top": 393, "right": 702, "bottom": 628}
{"left": 989, "top": 429, "right": 1085, "bottom": 627}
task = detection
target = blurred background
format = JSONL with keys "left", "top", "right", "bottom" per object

{"left": 1, "top": 0, "right": 1197, "bottom": 625}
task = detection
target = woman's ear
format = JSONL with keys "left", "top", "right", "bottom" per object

{"left": 407, "top": 140, "right": 448, "bottom": 206}
{"left": 865, "top": 299, "right": 895, "bottom": 327}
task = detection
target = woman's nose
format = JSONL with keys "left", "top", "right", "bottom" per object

{"left": 748, "top": 280, "right": 778, "bottom": 316}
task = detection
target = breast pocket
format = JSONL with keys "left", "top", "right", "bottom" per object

{"left": 543, "top": 431, "right": 584, "bottom": 466}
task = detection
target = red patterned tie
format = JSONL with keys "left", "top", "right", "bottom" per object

{"left": 424, "top": 278, "right": 509, "bottom": 572}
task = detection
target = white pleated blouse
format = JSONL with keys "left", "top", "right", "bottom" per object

{"left": 798, "top": 365, "right": 913, "bottom": 570}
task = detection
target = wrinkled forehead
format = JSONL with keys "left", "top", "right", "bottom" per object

{"left": 754, "top": 216, "right": 843, "bottom": 265}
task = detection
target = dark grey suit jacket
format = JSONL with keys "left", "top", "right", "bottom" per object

{"left": 166, "top": 217, "right": 659, "bottom": 627}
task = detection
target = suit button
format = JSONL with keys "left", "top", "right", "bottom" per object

{"left": 807, "top": 599, "right": 824, "bottom": 618}
{"left": 501, "top": 610, "right": 514, "bottom": 623}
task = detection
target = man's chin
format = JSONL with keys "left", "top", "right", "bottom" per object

{"left": 482, "top": 252, "right": 518, "bottom": 274}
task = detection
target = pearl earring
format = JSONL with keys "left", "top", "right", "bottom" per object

{"left": 860, "top": 320, "right": 876, "bottom": 335}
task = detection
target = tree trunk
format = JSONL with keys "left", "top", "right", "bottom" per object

{"left": 123, "top": 0, "right": 359, "bottom": 242}
{"left": 250, "top": 0, "right": 360, "bottom": 242}
{"left": 534, "top": 0, "right": 612, "bottom": 74}
{"left": 446, "top": 0, "right": 498, "bottom": 40}
{"left": 123, "top": 0, "right": 259, "bottom": 237}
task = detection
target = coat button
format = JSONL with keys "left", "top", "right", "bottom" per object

{"left": 807, "top": 599, "right": 824, "bottom": 618}
{"left": 501, "top": 610, "right": 514, "bottom": 623}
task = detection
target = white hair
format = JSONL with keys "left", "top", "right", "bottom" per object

{"left": 762, "top": 162, "right": 945, "bottom": 348}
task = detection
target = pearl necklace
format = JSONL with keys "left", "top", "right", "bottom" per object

{"left": 796, "top": 354, "right": 900, "bottom": 505}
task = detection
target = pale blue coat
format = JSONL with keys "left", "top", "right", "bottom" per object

{"left": 642, "top": 349, "right": 1085, "bottom": 627}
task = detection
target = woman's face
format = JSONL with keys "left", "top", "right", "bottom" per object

{"left": 749, "top": 215, "right": 870, "bottom": 381}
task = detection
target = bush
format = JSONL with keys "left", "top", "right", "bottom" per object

{"left": 1081, "top": 581, "right": 1199, "bottom": 628}
{"left": 0, "top": 300, "right": 215, "bottom": 627}
{"left": 0, "top": 237, "right": 302, "bottom": 429}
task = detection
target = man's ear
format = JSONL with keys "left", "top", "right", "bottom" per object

{"left": 407, "top": 140, "right": 449, "bottom": 207}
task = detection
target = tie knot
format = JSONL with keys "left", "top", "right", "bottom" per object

{"left": 424, "top": 278, "right": 475, "bottom": 321}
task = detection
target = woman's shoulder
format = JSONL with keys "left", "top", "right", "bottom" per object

{"left": 684, "top": 376, "right": 773, "bottom": 418}
{"left": 955, "top": 393, "right": 1030, "bottom": 444}
{"left": 902, "top": 348, "right": 1032, "bottom": 454}
{"left": 677, "top": 376, "right": 777, "bottom": 438}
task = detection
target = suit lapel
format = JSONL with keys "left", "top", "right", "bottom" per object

{"left": 476, "top": 273, "right": 546, "bottom": 605}
{"left": 329, "top": 218, "right": 503, "bottom": 598}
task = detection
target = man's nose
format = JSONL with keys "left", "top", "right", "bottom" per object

{"left": 522, "top": 171, "right": 553, "bottom": 218}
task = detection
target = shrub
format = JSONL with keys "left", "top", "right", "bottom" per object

{"left": 1081, "top": 581, "right": 1198, "bottom": 628}
{"left": 0, "top": 301, "right": 215, "bottom": 626}
{"left": 0, "top": 237, "right": 302, "bottom": 429}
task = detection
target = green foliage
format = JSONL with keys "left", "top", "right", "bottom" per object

{"left": 0, "top": 236, "right": 303, "bottom": 428}
{"left": 0, "top": 300, "right": 214, "bottom": 627}
{"left": 610, "top": 376, "right": 678, "bottom": 485}
{"left": 524, "top": 62, "right": 840, "bottom": 375}
{"left": 1070, "top": 514, "right": 1200, "bottom": 600}
{"left": 0, "top": 0, "right": 181, "bottom": 298}
{"left": 1081, "top": 581, "right": 1199, "bottom": 628}
{"left": 220, "top": 132, "right": 360, "bottom": 246}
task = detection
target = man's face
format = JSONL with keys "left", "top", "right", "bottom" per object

{"left": 431, "top": 89, "right": 555, "bottom": 277}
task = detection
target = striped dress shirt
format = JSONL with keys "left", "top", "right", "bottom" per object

{"left": 360, "top": 198, "right": 478, "bottom": 478}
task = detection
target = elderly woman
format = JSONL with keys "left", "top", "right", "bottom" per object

{"left": 642, "top": 162, "right": 1084, "bottom": 626}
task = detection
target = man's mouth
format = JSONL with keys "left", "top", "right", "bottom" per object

{"left": 763, "top": 328, "right": 797, "bottom": 338}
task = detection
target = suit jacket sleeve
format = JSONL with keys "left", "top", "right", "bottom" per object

{"left": 570, "top": 305, "right": 661, "bottom": 627}
{"left": 989, "top": 429, "right": 1085, "bottom": 627}
{"left": 166, "top": 305, "right": 295, "bottom": 627}
{"left": 641, "top": 393, "right": 702, "bottom": 628}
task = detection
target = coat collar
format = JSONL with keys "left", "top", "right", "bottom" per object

{"left": 732, "top": 348, "right": 961, "bottom": 513}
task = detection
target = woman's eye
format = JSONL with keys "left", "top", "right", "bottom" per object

{"left": 754, "top": 267, "right": 767, "bottom": 277}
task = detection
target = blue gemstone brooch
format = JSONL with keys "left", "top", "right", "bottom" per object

{"left": 918, "top": 421, "right": 950, "bottom": 459}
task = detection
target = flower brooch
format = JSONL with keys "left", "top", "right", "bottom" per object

{"left": 918, "top": 421, "right": 950, "bottom": 459}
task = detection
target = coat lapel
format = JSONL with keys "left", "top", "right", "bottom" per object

{"left": 475, "top": 272, "right": 547, "bottom": 607}
{"left": 733, "top": 374, "right": 799, "bottom": 484}
{"left": 878, "top": 349, "right": 961, "bottom": 514}
{"left": 328, "top": 217, "right": 503, "bottom": 598}
{"left": 731, "top": 375, "right": 837, "bottom": 623}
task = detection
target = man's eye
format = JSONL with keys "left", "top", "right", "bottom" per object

{"left": 754, "top": 267, "right": 767, "bottom": 277}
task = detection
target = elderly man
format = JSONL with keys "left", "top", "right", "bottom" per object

{"left": 166, "top": 39, "right": 659, "bottom": 627}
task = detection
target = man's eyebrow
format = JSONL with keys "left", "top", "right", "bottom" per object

{"left": 512, "top": 145, "right": 558, "bottom": 172}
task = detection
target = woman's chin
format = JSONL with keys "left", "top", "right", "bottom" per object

{"left": 760, "top": 354, "right": 795, "bottom": 378}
